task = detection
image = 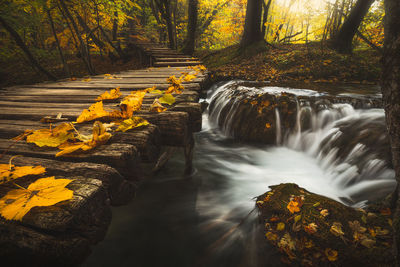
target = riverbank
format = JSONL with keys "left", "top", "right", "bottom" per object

{"left": 198, "top": 42, "right": 382, "bottom": 89}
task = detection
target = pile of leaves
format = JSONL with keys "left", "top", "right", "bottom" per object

{"left": 256, "top": 183, "right": 394, "bottom": 266}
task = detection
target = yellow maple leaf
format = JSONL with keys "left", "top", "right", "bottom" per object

{"left": 119, "top": 91, "right": 147, "bottom": 118}
{"left": 26, "top": 123, "right": 74, "bottom": 147}
{"left": 182, "top": 74, "right": 197, "bottom": 82}
{"left": 56, "top": 121, "right": 112, "bottom": 157}
{"left": 149, "top": 99, "right": 167, "bottom": 113}
{"left": 116, "top": 117, "right": 149, "bottom": 132}
{"left": 287, "top": 200, "right": 300, "bottom": 213}
{"left": 0, "top": 176, "right": 73, "bottom": 221}
{"left": 96, "top": 87, "right": 122, "bottom": 101}
{"left": 0, "top": 162, "right": 46, "bottom": 185}
{"left": 82, "top": 78, "right": 92, "bottom": 82}
{"left": 159, "top": 93, "right": 176, "bottom": 105}
{"left": 76, "top": 101, "right": 110, "bottom": 123}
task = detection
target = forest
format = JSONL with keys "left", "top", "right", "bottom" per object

{"left": 0, "top": 0, "right": 400, "bottom": 266}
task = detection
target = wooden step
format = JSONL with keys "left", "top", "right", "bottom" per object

{"left": 154, "top": 61, "right": 202, "bottom": 67}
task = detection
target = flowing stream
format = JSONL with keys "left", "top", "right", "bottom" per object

{"left": 84, "top": 81, "right": 395, "bottom": 267}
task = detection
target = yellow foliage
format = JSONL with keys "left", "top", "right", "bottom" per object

{"left": 149, "top": 99, "right": 167, "bottom": 113}
{"left": 330, "top": 222, "right": 344, "bottom": 237}
{"left": 158, "top": 93, "right": 176, "bottom": 105}
{"left": 76, "top": 101, "right": 110, "bottom": 123}
{"left": 0, "top": 177, "right": 74, "bottom": 221}
{"left": 26, "top": 123, "right": 74, "bottom": 147}
{"left": 0, "top": 162, "right": 46, "bottom": 185}
{"left": 96, "top": 87, "right": 122, "bottom": 101}
{"left": 120, "top": 91, "right": 146, "bottom": 118}
{"left": 287, "top": 200, "right": 300, "bottom": 213}
{"left": 116, "top": 117, "right": 150, "bottom": 132}
{"left": 182, "top": 74, "right": 197, "bottom": 82}
{"left": 166, "top": 76, "right": 184, "bottom": 94}
{"left": 56, "top": 121, "right": 112, "bottom": 157}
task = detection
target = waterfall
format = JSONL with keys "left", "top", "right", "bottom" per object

{"left": 205, "top": 81, "right": 395, "bottom": 206}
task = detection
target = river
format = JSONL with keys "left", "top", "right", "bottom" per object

{"left": 83, "top": 81, "right": 395, "bottom": 267}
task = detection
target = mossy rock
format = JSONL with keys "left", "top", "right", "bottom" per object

{"left": 256, "top": 183, "right": 394, "bottom": 266}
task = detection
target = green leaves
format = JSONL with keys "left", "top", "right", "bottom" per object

{"left": 158, "top": 93, "right": 176, "bottom": 105}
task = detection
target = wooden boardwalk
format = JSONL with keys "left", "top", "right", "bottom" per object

{"left": 0, "top": 43, "right": 207, "bottom": 265}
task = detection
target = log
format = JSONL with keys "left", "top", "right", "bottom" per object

{"left": 0, "top": 138, "right": 141, "bottom": 181}
{"left": 138, "top": 111, "right": 189, "bottom": 146}
{"left": 0, "top": 155, "right": 135, "bottom": 206}
{"left": 169, "top": 102, "right": 202, "bottom": 132}
{"left": 0, "top": 176, "right": 111, "bottom": 266}
{"left": 0, "top": 108, "right": 190, "bottom": 147}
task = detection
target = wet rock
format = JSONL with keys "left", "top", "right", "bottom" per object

{"left": 208, "top": 82, "right": 382, "bottom": 145}
{"left": 256, "top": 183, "right": 394, "bottom": 266}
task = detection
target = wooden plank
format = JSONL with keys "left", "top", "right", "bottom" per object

{"left": 154, "top": 62, "right": 202, "bottom": 67}
{"left": 0, "top": 91, "right": 199, "bottom": 103}
{"left": 0, "top": 138, "right": 141, "bottom": 180}
{"left": 0, "top": 155, "right": 135, "bottom": 206}
{"left": 6, "top": 82, "right": 201, "bottom": 91}
{"left": 0, "top": 120, "right": 161, "bottom": 163}
{"left": 0, "top": 108, "right": 190, "bottom": 146}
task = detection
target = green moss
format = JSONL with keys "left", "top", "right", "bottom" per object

{"left": 257, "top": 183, "right": 394, "bottom": 266}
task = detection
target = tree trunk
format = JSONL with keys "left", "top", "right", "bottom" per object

{"left": 381, "top": 0, "right": 400, "bottom": 263}
{"left": 163, "top": 0, "right": 175, "bottom": 49}
{"left": 331, "top": 0, "right": 375, "bottom": 54}
{"left": 46, "top": 8, "right": 71, "bottom": 77}
{"left": 0, "top": 16, "right": 56, "bottom": 80}
{"left": 112, "top": 11, "right": 118, "bottom": 41}
{"left": 241, "top": 0, "right": 264, "bottom": 47}
{"left": 261, "top": 0, "right": 273, "bottom": 38}
{"left": 58, "top": 0, "right": 95, "bottom": 74}
{"left": 183, "top": 0, "right": 198, "bottom": 55}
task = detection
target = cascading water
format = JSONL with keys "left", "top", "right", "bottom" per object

{"left": 207, "top": 81, "right": 395, "bottom": 207}
{"left": 84, "top": 81, "right": 395, "bottom": 267}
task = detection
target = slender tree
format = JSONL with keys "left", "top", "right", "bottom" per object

{"left": 45, "top": 6, "right": 70, "bottom": 77}
{"left": 331, "top": 0, "right": 375, "bottom": 53}
{"left": 261, "top": 0, "right": 273, "bottom": 38}
{"left": 183, "top": 0, "right": 198, "bottom": 55}
{"left": 381, "top": 0, "right": 400, "bottom": 263}
{"left": 0, "top": 15, "right": 56, "bottom": 80}
{"left": 241, "top": 0, "right": 264, "bottom": 46}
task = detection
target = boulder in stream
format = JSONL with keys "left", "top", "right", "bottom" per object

{"left": 256, "top": 184, "right": 394, "bottom": 266}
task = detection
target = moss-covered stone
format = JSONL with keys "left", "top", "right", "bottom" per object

{"left": 256, "top": 183, "right": 394, "bottom": 266}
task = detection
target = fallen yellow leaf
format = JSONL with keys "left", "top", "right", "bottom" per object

{"left": 96, "top": 87, "right": 122, "bottom": 101}
{"left": 0, "top": 176, "right": 73, "bottom": 221}
{"left": 120, "top": 91, "right": 147, "bottom": 118}
{"left": 150, "top": 99, "right": 167, "bottom": 113}
{"left": 76, "top": 101, "right": 110, "bottom": 123}
{"left": 26, "top": 123, "right": 74, "bottom": 147}
{"left": 159, "top": 93, "right": 176, "bottom": 105}
{"left": 0, "top": 162, "right": 46, "bottom": 185}
{"left": 287, "top": 200, "right": 300, "bottom": 213}
{"left": 116, "top": 117, "right": 149, "bottom": 132}
{"left": 330, "top": 222, "right": 344, "bottom": 237}
{"left": 56, "top": 121, "right": 112, "bottom": 157}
